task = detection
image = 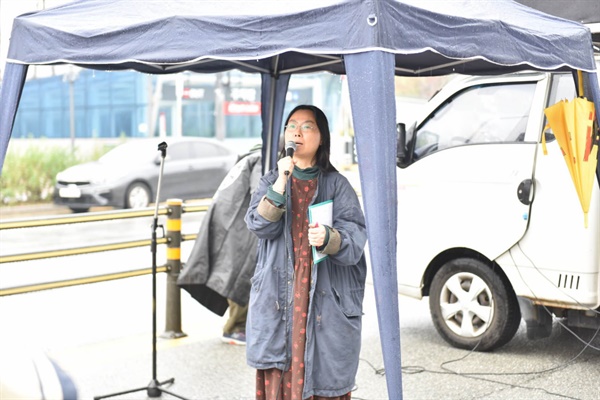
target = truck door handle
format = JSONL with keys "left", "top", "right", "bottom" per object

{"left": 517, "top": 179, "right": 534, "bottom": 205}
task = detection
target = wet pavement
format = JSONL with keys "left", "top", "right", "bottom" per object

{"left": 1, "top": 270, "right": 598, "bottom": 400}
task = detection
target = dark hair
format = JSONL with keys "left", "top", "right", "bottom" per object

{"left": 279, "top": 104, "right": 337, "bottom": 173}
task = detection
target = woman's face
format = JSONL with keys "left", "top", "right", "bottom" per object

{"left": 285, "top": 109, "right": 321, "bottom": 165}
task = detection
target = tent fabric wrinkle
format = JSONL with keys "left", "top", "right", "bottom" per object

{"left": 377, "top": 1, "right": 595, "bottom": 73}
{"left": 5, "top": 0, "right": 596, "bottom": 74}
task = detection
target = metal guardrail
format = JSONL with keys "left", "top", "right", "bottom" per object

{"left": 0, "top": 207, "right": 169, "bottom": 230}
{"left": 0, "top": 266, "right": 169, "bottom": 296}
{"left": 1, "top": 238, "right": 168, "bottom": 263}
{"left": 0, "top": 201, "right": 210, "bottom": 230}
{"left": 0, "top": 199, "right": 210, "bottom": 337}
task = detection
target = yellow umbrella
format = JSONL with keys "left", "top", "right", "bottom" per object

{"left": 543, "top": 83, "right": 599, "bottom": 227}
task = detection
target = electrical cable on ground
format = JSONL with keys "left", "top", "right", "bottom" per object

{"left": 354, "top": 247, "right": 600, "bottom": 400}
{"left": 356, "top": 285, "right": 599, "bottom": 400}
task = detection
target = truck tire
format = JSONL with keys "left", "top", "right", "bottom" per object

{"left": 429, "top": 257, "right": 521, "bottom": 351}
{"left": 125, "top": 182, "right": 151, "bottom": 209}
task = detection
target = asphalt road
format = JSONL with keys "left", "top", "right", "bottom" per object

{"left": 1, "top": 270, "right": 599, "bottom": 400}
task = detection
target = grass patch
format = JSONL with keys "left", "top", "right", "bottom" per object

{"left": 0, "top": 143, "right": 111, "bottom": 205}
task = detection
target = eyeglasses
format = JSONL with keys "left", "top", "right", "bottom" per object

{"left": 285, "top": 123, "right": 316, "bottom": 133}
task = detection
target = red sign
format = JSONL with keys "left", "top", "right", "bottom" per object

{"left": 224, "top": 101, "right": 261, "bottom": 116}
{"left": 182, "top": 87, "right": 206, "bottom": 99}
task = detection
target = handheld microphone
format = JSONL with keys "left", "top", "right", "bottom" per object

{"left": 285, "top": 141, "right": 296, "bottom": 157}
{"left": 284, "top": 141, "right": 296, "bottom": 176}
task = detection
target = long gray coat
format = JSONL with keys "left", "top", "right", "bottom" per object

{"left": 245, "top": 168, "right": 367, "bottom": 399}
{"left": 178, "top": 151, "right": 262, "bottom": 315}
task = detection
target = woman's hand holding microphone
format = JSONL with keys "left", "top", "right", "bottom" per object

{"left": 273, "top": 155, "right": 295, "bottom": 194}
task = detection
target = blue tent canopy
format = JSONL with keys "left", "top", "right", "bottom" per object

{"left": 2, "top": 0, "right": 598, "bottom": 169}
{"left": 1, "top": 1, "right": 598, "bottom": 397}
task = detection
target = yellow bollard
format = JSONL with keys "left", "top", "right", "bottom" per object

{"left": 161, "top": 198, "right": 187, "bottom": 339}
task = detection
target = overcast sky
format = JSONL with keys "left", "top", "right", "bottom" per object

{"left": 0, "top": 0, "right": 73, "bottom": 79}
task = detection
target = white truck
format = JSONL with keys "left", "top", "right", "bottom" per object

{"left": 396, "top": 69, "right": 600, "bottom": 351}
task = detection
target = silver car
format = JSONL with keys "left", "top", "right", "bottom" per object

{"left": 53, "top": 137, "right": 239, "bottom": 212}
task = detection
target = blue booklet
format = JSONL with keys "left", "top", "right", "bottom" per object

{"left": 308, "top": 200, "right": 333, "bottom": 264}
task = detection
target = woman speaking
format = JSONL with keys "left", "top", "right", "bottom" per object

{"left": 245, "top": 104, "right": 367, "bottom": 399}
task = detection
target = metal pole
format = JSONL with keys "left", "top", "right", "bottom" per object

{"left": 69, "top": 77, "right": 75, "bottom": 152}
{"left": 161, "top": 198, "right": 186, "bottom": 338}
{"left": 174, "top": 75, "right": 184, "bottom": 137}
{"left": 215, "top": 73, "right": 226, "bottom": 142}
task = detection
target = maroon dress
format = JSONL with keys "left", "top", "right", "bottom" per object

{"left": 256, "top": 175, "right": 350, "bottom": 400}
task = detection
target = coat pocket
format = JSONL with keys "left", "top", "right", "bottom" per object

{"left": 250, "top": 264, "right": 267, "bottom": 292}
{"left": 332, "top": 287, "right": 364, "bottom": 318}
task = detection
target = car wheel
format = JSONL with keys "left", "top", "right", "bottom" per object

{"left": 125, "top": 182, "right": 151, "bottom": 209}
{"left": 69, "top": 206, "right": 90, "bottom": 213}
{"left": 429, "top": 257, "right": 521, "bottom": 351}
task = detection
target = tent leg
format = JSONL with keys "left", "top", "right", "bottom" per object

{"left": 345, "top": 50, "right": 403, "bottom": 399}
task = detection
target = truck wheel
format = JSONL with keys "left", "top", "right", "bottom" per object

{"left": 429, "top": 258, "right": 521, "bottom": 351}
{"left": 125, "top": 182, "right": 151, "bottom": 209}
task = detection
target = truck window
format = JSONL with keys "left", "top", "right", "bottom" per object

{"left": 413, "top": 83, "right": 536, "bottom": 160}
{"left": 543, "top": 74, "right": 577, "bottom": 143}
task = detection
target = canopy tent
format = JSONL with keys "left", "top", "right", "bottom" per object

{"left": 1, "top": 1, "right": 599, "bottom": 397}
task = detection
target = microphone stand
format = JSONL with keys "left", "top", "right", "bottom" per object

{"left": 275, "top": 154, "right": 293, "bottom": 400}
{"left": 95, "top": 142, "right": 189, "bottom": 400}
{"left": 273, "top": 145, "right": 297, "bottom": 399}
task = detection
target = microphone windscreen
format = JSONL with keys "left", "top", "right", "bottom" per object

{"left": 285, "top": 141, "right": 296, "bottom": 157}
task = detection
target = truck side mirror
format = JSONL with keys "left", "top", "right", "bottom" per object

{"left": 397, "top": 122, "right": 407, "bottom": 167}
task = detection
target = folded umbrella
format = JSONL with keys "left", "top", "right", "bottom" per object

{"left": 543, "top": 89, "right": 598, "bottom": 227}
